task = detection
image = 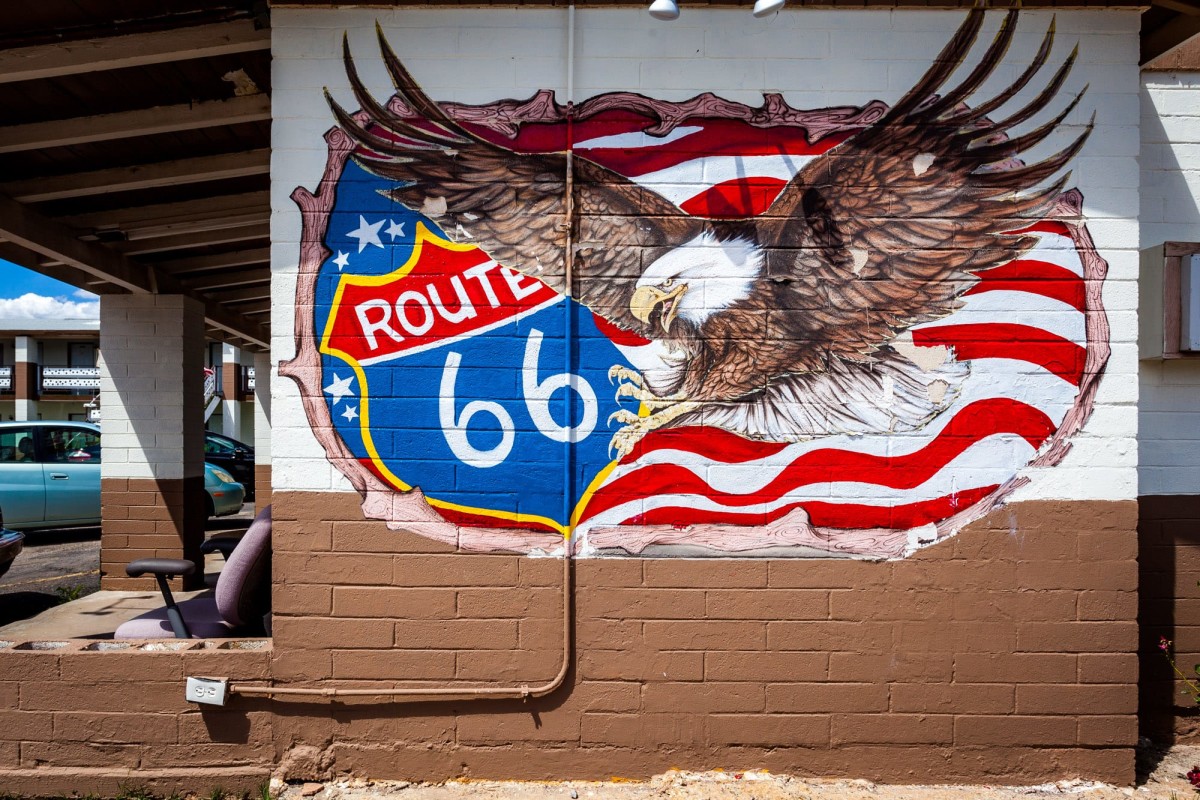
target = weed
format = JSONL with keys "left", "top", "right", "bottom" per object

{"left": 114, "top": 785, "right": 157, "bottom": 800}
{"left": 257, "top": 783, "right": 273, "bottom": 800}
{"left": 207, "top": 787, "right": 228, "bottom": 800}
{"left": 54, "top": 584, "right": 87, "bottom": 604}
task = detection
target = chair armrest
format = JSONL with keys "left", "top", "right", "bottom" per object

{"left": 126, "top": 558, "right": 196, "bottom": 578}
{"left": 199, "top": 536, "right": 241, "bottom": 561}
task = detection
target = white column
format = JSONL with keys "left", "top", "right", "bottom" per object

{"left": 98, "top": 294, "right": 206, "bottom": 590}
{"left": 221, "top": 342, "right": 243, "bottom": 440}
{"left": 13, "top": 335, "right": 36, "bottom": 421}
{"left": 253, "top": 349, "right": 271, "bottom": 509}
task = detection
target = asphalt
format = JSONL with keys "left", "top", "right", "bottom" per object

{"left": 0, "top": 503, "right": 256, "bottom": 630}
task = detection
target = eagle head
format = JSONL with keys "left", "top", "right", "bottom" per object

{"left": 630, "top": 232, "right": 762, "bottom": 334}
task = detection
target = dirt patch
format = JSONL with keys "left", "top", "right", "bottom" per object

{"left": 272, "top": 746, "right": 1200, "bottom": 800}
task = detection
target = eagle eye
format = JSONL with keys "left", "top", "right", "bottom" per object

{"left": 662, "top": 278, "right": 675, "bottom": 287}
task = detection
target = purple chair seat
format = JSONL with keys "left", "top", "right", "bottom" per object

{"left": 115, "top": 505, "right": 271, "bottom": 640}
{"left": 114, "top": 596, "right": 233, "bottom": 639}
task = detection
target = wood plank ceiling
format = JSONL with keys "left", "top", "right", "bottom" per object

{"left": 0, "top": 0, "right": 1198, "bottom": 355}
{"left": 0, "top": 2, "right": 271, "bottom": 350}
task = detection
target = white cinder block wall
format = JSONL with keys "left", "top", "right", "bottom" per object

{"left": 1140, "top": 70, "right": 1200, "bottom": 496}
{"left": 272, "top": 8, "right": 1141, "bottom": 503}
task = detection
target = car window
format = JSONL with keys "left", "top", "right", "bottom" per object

{"left": 0, "top": 428, "right": 35, "bottom": 463}
{"left": 44, "top": 427, "right": 101, "bottom": 464}
{"left": 205, "top": 436, "right": 236, "bottom": 456}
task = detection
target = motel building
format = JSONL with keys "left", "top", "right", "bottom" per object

{"left": 1, "top": 0, "right": 1200, "bottom": 792}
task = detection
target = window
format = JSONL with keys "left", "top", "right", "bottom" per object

{"left": 0, "top": 427, "right": 35, "bottom": 463}
{"left": 42, "top": 426, "right": 101, "bottom": 463}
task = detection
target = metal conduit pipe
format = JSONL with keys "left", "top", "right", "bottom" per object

{"left": 229, "top": 5, "right": 579, "bottom": 703}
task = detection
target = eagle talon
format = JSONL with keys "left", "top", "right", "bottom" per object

{"left": 608, "top": 409, "right": 641, "bottom": 427}
{"left": 608, "top": 365, "right": 643, "bottom": 387}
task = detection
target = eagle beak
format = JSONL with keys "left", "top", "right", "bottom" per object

{"left": 630, "top": 283, "right": 688, "bottom": 333}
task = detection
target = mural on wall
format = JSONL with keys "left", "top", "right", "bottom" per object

{"left": 281, "top": 8, "right": 1110, "bottom": 559}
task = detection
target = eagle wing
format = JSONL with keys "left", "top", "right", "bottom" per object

{"left": 328, "top": 27, "right": 704, "bottom": 337}
{"left": 757, "top": 8, "right": 1090, "bottom": 367}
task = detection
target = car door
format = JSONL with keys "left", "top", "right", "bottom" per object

{"left": 0, "top": 426, "right": 45, "bottom": 528}
{"left": 39, "top": 425, "right": 101, "bottom": 525}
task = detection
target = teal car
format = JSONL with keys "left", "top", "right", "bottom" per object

{"left": 204, "top": 462, "right": 245, "bottom": 517}
{"left": 0, "top": 421, "right": 245, "bottom": 528}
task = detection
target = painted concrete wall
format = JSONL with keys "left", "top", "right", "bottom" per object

{"left": 273, "top": 7, "right": 1138, "bottom": 553}
{"left": 1137, "top": 69, "right": 1200, "bottom": 741}
{"left": 262, "top": 6, "right": 1143, "bottom": 782}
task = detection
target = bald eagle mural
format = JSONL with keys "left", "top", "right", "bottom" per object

{"left": 283, "top": 8, "right": 1110, "bottom": 559}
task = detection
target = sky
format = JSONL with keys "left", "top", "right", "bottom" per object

{"left": 0, "top": 258, "right": 100, "bottom": 320}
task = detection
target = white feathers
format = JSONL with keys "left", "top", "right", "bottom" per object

{"left": 639, "top": 232, "right": 763, "bottom": 326}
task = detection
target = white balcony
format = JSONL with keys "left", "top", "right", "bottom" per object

{"left": 40, "top": 366, "right": 100, "bottom": 392}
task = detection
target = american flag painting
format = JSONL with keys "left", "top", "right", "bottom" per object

{"left": 285, "top": 9, "right": 1108, "bottom": 559}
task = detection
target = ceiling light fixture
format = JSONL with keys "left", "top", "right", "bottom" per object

{"left": 648, "top": 0, "right": 680, "bottom": 20}
{"left": 752, "top": 0, "right": 786, "bottom": 17}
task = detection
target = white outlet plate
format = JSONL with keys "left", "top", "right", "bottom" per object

{"left": 185, "top": 676, "right": 228, "bottom": 706}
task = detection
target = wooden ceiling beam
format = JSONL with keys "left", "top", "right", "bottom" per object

{"left": 208, "top": 284, "right": 272, "bottom": 304}
{"left": 114, "top": 224, "right": 270, "bottom": 257}
{"left": 3, "top": 149, "right": 270, "bottom": 203}
{"left": 1143, "top": 14, "right": 1200, "bottom": 63}
{"left": 181, "top": 267, "right": 270, "bottom": 292}
{"left": 1150, "top": 0, "right": 1200, "bottom": 15}
{"left": 110, "top": 213, "right": 269, "bottom": 243}
{"left": 0, "top": 241, "right": 122, "bottom": 295}
{"left": 0, "top": 21, "right": 269, "bottom": 85}
{"left": 0, "top": 193, "right": 268, "bottom": 348}
{"left": 0, "top": 94, "right": 270, "bottom": 154}
{"left": 159, "top": 247, "right": 271, "bottom": 275}
{"left": 62, "top": 191, "right": 270, "bottom": 233}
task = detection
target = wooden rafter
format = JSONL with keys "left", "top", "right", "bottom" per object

{"left": 0, "top": 193, "right": 268, "bottom": 348}
{"left": 180, "top": 267, "right": 270, "bottom": 292}
{"left": 159, "top": 247, "right": 271, "bottom": 275}
{"left": 1143, "top": 14, "right": 1200, "bottom": 63}
{"left": 0, "top": 94, "right": 270, "bottom": 155}
{"left": 62, "top": 191, "right": 270, "bottom": 233}
{"left": 3, "top": 149, "right": 270, "bottom": 203}
{"left": 0, "top": 20, "right": 270, "bottom": 85}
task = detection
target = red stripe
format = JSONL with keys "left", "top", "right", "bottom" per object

{"left": 592, "top": 313, "right": 651, "bottom": 347}
{"left": 967, "top": 260, "right": 1086, "bottom": 312}
{"left": 679, "top": 177, "right": 789, "bottom": 218}
{"left": 912, "top": 323, "right": 1086, "bottom": 386}
{"left": 1007, "top": 220, "right": 1072, "bottom": 238}
{"left": 583, "top": 398, "right": 1055, "bottom": 521}
{"left": 624, "top": 484, "right": 999, "bottom": 530}
{"left": 625, "top": 425, "right": 793, "bottom": 464}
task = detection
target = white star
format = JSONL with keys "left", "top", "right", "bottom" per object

{"left": 324, "top": 373, "right": 355, "bottom": 406}
{"left": 346, "top": 215, "right": 385, "bottom": 254}
{"left": 341, "top": 404, "right": 359, "bottom": 422}
{"left": 385, "top": 220, "right": 407, "bottom": 241}
{"left": 332, "top": 251, "right": 350, "bottom": 271}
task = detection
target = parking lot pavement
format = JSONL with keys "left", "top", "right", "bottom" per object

{"left": 0, "top": 502, "right": 256, "bottom": 630}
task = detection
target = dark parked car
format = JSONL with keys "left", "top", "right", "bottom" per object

{"left": 204, "top": 432, "right": 255, "bottom": 500}
{"left": 0, "top": 505, "right": 23, "bottom": 579}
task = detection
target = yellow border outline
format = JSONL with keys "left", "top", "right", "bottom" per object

{"left": 318, "top": 222, "right": 617, "bottom": 538}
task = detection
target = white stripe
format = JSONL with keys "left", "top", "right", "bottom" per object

{"left": 574, "top": 125, "right": 704, "bottom": 151}
{"left": 596, "top": 356, "right": 1078, "bottom": 498}
{"left": 578, "top": 431, "right": 1039, "bottom": 533}
{"left": 911, "top": 290, "right": 1085, "bottom": 347}
{"left": 1020, "top": 234, "right": 1084, "bottom": 277}
{"left": 629, "top": 154, "right": 814, "bottom": 207}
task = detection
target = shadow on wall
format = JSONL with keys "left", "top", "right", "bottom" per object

{"left": 1139, "top": 495, "right": 1200, "bottom": 744}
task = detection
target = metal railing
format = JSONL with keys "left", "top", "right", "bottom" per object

{"left": 40, "top": 366, "right": 100, "bottom": 392}
{"left": 0, "top": 366, "right": 10, "bottom": 391}
{"left": 244, "top": 365, "right": 255, "bottom": 393}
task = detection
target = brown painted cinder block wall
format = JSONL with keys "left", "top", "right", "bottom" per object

{"left": 1139, "top": 494, "right": 1200, "bottom": 742}
{"left": 269, "top": 492, "right": 1138, "bottom": 785}
{"left": 0, "top": 644, "right": 273, "bottom": 795}
{"left": 100, "top": 476, "right": 207, "bottom": 591}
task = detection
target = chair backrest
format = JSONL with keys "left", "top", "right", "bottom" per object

{"left": 215, "top": 504, "right": 272, "bottom": 630}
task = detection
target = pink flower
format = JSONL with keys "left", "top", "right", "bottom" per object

{"left": 1161, "top": 636, "right": 1173, "bottom": 653}
{"left": 1186, "top": 765, "right": 1200, "bottom": 787}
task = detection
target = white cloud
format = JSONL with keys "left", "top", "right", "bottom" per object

{"left": 0, "top": 293, "right": 100, "bottom": 320}
{"left": 73, "top": 288, "right": 98, "bottom": 301}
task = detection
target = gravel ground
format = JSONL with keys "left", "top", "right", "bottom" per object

{"left": 270, "top": 745, "right": 1200, "bottom": 800}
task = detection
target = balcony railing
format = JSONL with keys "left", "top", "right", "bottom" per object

{"left": 40, "top": 366, "right": 100, "bottom": 392}
{"left": 244, "top": 365, "right": 255, "bottom": 393}
{"left": 0, "top": 366, "right": 10, "bottom": 391}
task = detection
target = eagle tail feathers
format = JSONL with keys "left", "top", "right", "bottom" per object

{"left": 883, "top": 7, "right": 987, "bottom": 124}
